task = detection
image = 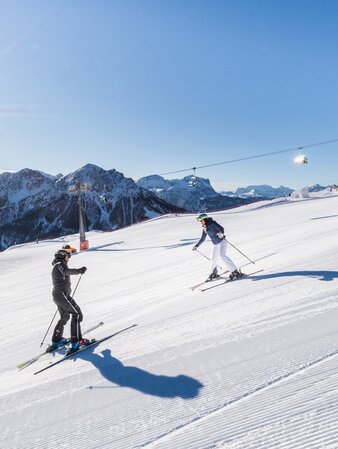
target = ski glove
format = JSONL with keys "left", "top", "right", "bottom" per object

{"left": 79, "top": 266, "right": 87, "bottom": 274}
{"left": 192, "top": 245, "right": 198, "bottom": 251}
{"left": 217, "top": 232, "right": 224, "bottom": 239}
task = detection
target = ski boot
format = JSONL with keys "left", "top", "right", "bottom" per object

{"left": 47, "top": 337, "right": 69, "bottom": 352}
{"left": 66, "top": 338, "right": 92, "bottom": 355}
{"left": 229, "top": 269, "right": 244, "bottom": 281}
{"left": 206, "top": 267, "right": 218, "bottom": 282}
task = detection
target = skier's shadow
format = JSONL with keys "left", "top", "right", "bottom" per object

{"left": 311, "top": 214, "right": 338, "bottom": 220}
{"left": 250, "top": 270, "right": 338, "bottom": 282}
{"left": 77, "top": 348, "right": 203, "bottom": 399}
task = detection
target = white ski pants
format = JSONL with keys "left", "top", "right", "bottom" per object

{"left": 211, "top": 239, "right": 236, "bottom": 273}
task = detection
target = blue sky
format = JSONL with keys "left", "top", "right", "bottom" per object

{"left": 0, "top": 0, "right": 337, "bottom": 190}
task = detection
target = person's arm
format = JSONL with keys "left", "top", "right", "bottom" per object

{"left": 57, "top": 263, "right": 86, "bottom": 276}
{"left": 213, "top": 222, "right": 225, "bottom": 239}
{"left": 193, "top": 229, "right": 207, "bottom": 250}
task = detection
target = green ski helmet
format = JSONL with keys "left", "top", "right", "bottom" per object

{"left": 196, "top": 213, "right": 208, "bottom": 222}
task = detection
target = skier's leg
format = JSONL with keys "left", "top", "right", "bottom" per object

{"left": 63, "top": 294, "right": 83, "bottom": 342}
{"left": 219, "top": 240, "right": 237, "bottom": 272}
{"left": 52, "top": 296, "right": 70, "bottom": 342}
{"left": 211, "top": 244, "right": 220, "bottom": 272}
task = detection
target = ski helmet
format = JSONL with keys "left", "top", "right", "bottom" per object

{"left": 54, "top": 249, "right": 71, "bottom": 260}
{"left": 196, "top": 213, "right": 208, "bottom": 221}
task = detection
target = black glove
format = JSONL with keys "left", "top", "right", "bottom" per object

{"left": 192, "top": 245, "right": 197, "bottom": 251}
{"left": 79, "top": 266, "right": 87, "bottom": 274}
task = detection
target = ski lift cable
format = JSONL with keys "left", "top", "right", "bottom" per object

{"left": 158, "top": 138, "right": 338, "bottom": 176}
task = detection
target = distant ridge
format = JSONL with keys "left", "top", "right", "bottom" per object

{"left": 137, "top": 174, "right": 251, "bottom": 212}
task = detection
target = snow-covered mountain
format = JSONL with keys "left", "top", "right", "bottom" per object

{"left": 0, "top": 164, "right": 183, "bottom": 251}
{"left": 302, "top": 183, "right": 327, "bottom": 192}
{"left": 0, "top": 168, "right": 57, "bottom": 205}
{"left": 137, "top": 174, "right": 250, "bottom": 212}
{"left": 221, "top": 184, "right": 294, "bottom": 199}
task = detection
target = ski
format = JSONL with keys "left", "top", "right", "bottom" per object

{"left": 200, "top": 269, "right": 263, "bottom": 292}
{"left": 34, "top": 323, "right": 137, "bottom": 375}
{"left": 190, "top": 271, "right": 229, "bottom": 291}
{"left": 17, "top": 321, "right": 104, "bottom": 370}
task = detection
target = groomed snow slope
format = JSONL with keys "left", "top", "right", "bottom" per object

{"left": 1, "top": 193, "right": 338, "bottom": 449}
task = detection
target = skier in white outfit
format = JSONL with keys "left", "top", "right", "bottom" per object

{"left": 192, "top": 213, "right": 243, "bottom": 281}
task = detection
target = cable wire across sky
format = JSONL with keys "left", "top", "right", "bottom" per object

{"left": 158, "top": 138, "right": 338, "bottom": 176}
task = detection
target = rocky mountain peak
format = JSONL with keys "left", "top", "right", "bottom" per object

{"left": 0, "top": 164, "right": 183, "bottom": 251}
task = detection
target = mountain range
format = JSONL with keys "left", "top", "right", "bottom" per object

{"left": 0, "top": 164, "right": 329, "bottom": 251}
{"left": 221, "top": 184, "right": 294, "bottom": 198}
{"left": 221, "top": 184, "right": 327, "bottom": 198}
{"left": 0, "top": 164, "right": 183, "bottom": 251}
{"left": 136, "top": 174, "right": 251, "bottom": 212}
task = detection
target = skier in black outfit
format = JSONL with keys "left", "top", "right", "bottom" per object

{"left": 50, "top": 249, "right": 90, "bottom": 352}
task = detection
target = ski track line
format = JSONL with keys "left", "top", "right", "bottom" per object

{"left": 137, "top": 347, "right": 338, "bottom": 448}
{"left": 159, "top": 369, "right": 338, "bottom": 449}
{"left": 1, "top": 393, "right": 160, "bottom": 449}
{"left": 132, "top": 281, "right": 337, "bottom": 360}
{"left": 153, "top": 360, "right": 338, "bottom": 449}
{"left": 144, "top": 369, "right": 338, "bottom": 449}
{"left": 146, "top": 305, "right": 338, "bottom": 371}
{"left": 1, "top": 353, "right": 200, "bottom": 448}
{"left": 213, "top": 405, "right": 338, "bottom": 449}
{"left": 2, "top": 300, "right": 336, "bottom": 416}
{"left": 198, "top": 375, "right": 338, "bottom": 449}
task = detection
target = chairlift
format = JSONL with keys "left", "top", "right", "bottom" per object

{"left": 189, "top": 167, "right": 197, "bottom": 187}
{"left": 294, "top": 154, "right": 308, "bottom": 165}
{"left": 189, "top": 176, "right": 197, "bottom": 187}
{"left": 294, "top": 148, "right": 308, "bottom": 165}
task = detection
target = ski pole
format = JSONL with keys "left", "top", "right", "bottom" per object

{"left": 195, "top": 247, "right": 211, "bottom": 262}
{"left": 39, "top": 274, "right": 83, "bottom": 347}
{"left": 194, "top": 248, "right": 223, "bottom": 270}
{"left": 226, "top": 239, "right": 255, "bottom": 265}
{"left": 40, "top": 310, "right": 58, "bottom": 347}
{"left": 71, "top": 273, "right": 83, "bottom": 297}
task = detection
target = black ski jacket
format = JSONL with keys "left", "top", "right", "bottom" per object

{"left": 195, "top": 217, "right": 225, "bottom": 247}
{"left": 52, "top": 259, "right": 82, "bottom": 294}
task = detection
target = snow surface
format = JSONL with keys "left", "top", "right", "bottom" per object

{"left": 1, "top": 192, "right": 338, "bottom": 449}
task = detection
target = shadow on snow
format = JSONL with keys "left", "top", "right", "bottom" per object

{"left": 73, "top": 347, "right": 203, "bottom": 399}
{"left": 310, "top": 214, "right": 338, "bottom": 220}
{"left": 250, "top": 270, "right": 338, "bottom": 282}
{"left": 88, "top": 239, "right": 196, "bottom": 251}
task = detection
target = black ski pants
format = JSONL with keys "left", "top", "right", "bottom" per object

{"left": 52, "top": 291, "right": 83, "bottom": 343}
